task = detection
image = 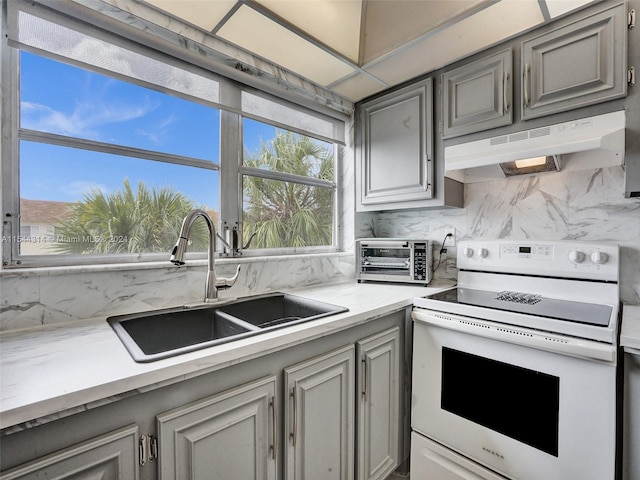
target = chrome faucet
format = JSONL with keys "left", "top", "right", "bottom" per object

{"left": 170, "top": 209, "right": 240, "bottom": 302}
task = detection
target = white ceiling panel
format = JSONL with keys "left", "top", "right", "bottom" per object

{"left": 361, "top": 0, "right": 487, "bottom": 65}
{"left": 217, "top": 4, "right": 356, "bottom": 86}
{"left": 256, "top": 0, "right": 363, "bottom": 63}
{"left": 146, "top": 0, "right": 236, "bottom": 31}
{"left": 365, "top": 0, "right": 545, "bottom": 86}
{"left": 329, "top": 72, "right": 388, "bottom": 102}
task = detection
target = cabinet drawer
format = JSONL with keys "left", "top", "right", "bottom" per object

{"left": 0, "top": 425, "right": 139, "bottom": 480}
{"left": 410, "top": 432, "right": 508, "bottom": 480}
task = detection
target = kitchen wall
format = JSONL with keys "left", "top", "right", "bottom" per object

{"left": 357, "top": 165, "right": 640, "bottom": 305}
{"left": 0, "top": 137, "right": 358, "bottom": 332}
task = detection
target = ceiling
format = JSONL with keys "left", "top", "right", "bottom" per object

{"left": 144, "top": 0, "right": 596, "bottom": 102}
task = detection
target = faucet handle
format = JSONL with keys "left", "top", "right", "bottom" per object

{"left": 215, "top": 265, "right": 241, "bottom": 290}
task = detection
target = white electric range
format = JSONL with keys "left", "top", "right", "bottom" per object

{"left": 411, "top": 240, "right": 621, "bottom": 480}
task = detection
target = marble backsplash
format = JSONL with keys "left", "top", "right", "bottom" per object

{"left": 357, "top": 166, "right": 640, "bottom": 305}
{"left": 0, "top": 253, "right": 355, "bottom": 332}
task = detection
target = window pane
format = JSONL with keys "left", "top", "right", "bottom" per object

{"left": 242, "top": 119, "right": 336, "bottom": 250}
{"left": 19, "top": 141, "right": 218, "bottom": 256}
{"left": 243, "top": 178, "right": 334, "bottom": 249}
{"left": 20, "top": 52, "right": 220, "bottom": 161}
{"left": 243, "top": 118, "right": 334, "bottom": 181}
{"left": 16, "top": 11, "right": 220, "bottom": 104}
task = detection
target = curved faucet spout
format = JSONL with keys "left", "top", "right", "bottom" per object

{"left": 170, "top": 209, "right": 239, "bottom": 302}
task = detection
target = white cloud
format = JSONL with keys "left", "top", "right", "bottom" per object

{"left": 62, "top": 181, "right": 110, "bottom": 198}
{"left": 20, "top": 98, "right": 156, "bottom": 141}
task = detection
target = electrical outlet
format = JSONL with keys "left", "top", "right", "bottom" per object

{"left": 444, "top": 228, "right": 456, "bottom": 246}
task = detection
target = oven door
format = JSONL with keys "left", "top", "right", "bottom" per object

{"left": 411, "top": 308, "right": 618, "bottom": 480}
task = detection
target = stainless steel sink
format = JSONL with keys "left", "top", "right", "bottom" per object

{"left": 108, "top": 293, "right": 347, "bottom": 362}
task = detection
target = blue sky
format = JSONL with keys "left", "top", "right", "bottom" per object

{"left": 19, "top": 51, "right": 276, "bottom": 210}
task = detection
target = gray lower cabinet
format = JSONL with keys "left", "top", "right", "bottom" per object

{"left": 521, "top": 2, "right": 628, "bottom": 120}
{"left": 357, "top": 327, "right": 401, "bottom": 480}
{"left": 1, "top": 313, "right": 408, "bottom": 480}
{"left": 356, "top": 78, "right": 434, "bottom": 211}
{"left": 285, "top": 344, "right": 355, "bottom": 480}
{"left": 156, "top": 376, "right": 277, "bottom": 480}
{"left": 0, "top": 425, "right": 139, "bottom": 480}
{"left": 441, "top": 49, "right": 513, "bottom": 138}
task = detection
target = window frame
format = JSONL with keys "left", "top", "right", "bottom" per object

{"left": 1, "top": 2, "right": 343, "bottom": 269}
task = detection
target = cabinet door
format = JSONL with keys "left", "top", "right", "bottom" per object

{"left": 156, "top": 376, "right": 277, "bottom": 480}
{"left": 442, "top": 49, "right": 512, "bottom": 138}
{"left": 0, "top": 425, "right": 139, "bottom": 480}
{"left": 357, "top": 327, "right": 401, "bottom": 480}
{"left": 521, "top": 3, "right": 627, "bottom": 120}
{"left": 285, "top": 344, "right": 355, "bottom": 480}
{"left": 357, "top": 78, "right": 433, "bottom": 210}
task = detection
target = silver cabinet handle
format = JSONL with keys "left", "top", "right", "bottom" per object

{"left": 503, "top": 70, "right": 510, "bottom": 114}
{"left": 523, "top": 63, "right": 531, "bottom": 108}
{"left": 362, "top": 358, "right": 367, "bottom": 401}
{"left": 270, "top": 396, "right": 277, "bottom": 460}
{"left": 289, "top": 387, "right": 297, "bottom": 447}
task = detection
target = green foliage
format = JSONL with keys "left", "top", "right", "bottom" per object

{"left": 243, "top": 130, "right": 334, "bottom": 249}
{"left": 52, "top": 179, "right": 207, "bottom": 254}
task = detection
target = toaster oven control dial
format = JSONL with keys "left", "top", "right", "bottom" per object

{"left": 590, "top": 251, "right": 609, "bottom": 265}
{"left": 568, "top": 250, "right": 586, "bottom": 264}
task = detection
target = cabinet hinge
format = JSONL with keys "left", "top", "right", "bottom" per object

{"left": 438, "top": 121, "right": 443, "bottom": 135}
{"left": 629, "top": 9, "right": 635, "bottom": 29}
{"left": 139, "top": 434, "right": 158, "bottom": 466}
{"left": 629, "top": 66, "right": 636, "bottom": 87}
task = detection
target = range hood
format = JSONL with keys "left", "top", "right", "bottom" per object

{"left": 445, "top": 110, "right": 626, "bottom": 183}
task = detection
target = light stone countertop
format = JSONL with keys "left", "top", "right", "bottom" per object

{"left": 621, "top": 304, "right": 640, "bottom": 352}
{"left": 0, "top": 281, "right": 453, "bottom": 431}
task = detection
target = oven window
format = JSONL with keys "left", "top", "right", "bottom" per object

{"left": 441, "top": 347, "right": 559, "bottom": 456}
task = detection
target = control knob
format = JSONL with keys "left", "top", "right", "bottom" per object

{"left": 463, "top": 247, "right": 474, "bottom": 258}
{"left": 568, "top": 250, "right": 585, "bottom": 264}
{"left": 590, "top": 251, "right": 609, "bottom": 265}
{"left": 476, "top": 247, "right": 489, "bottom": 258}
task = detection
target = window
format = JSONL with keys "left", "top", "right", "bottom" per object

{"left": 2, "top": 1, "right": 344, "bottom": 268}
{"left": 15, "top": 51, "right": 219, "bottom": 262}
{"left": 242, "top": 119, "right": 336, "bottom": 250}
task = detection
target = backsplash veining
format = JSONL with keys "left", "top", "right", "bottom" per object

{"left": 357, "top": 166, "right": 640, "bottom": 305}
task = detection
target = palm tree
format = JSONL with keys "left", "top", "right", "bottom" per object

{"left": 243, "top": 130, "right": 334, "bottom": 249}
{"left": 52, "top": 179, "right": 209, "bottom": 254}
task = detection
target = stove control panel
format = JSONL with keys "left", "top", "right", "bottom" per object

{"left": 457, "top": 240, "right": 619, "bottom": 281}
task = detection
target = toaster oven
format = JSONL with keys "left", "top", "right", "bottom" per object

{"left": 357, "top": 238, "right": 432, "bottom": 285}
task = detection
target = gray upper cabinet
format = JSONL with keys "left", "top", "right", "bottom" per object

{"left": 156, "top": 376, "right": 277, "bottom": 480}
{"left": 441, "top": 49, "right": 513, "bottom": 139}
{"left": 521, "top": 2, "right": 628, "bottom": 120}
{"left": 357, "top": 78, "right": 434, "bottom": 211}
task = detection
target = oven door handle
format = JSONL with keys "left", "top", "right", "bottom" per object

{"left": 412, "top": 309, "right": 616, "bottom": 363}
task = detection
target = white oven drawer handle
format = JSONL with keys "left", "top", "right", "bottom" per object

{"left": 412, "top": 309, "right": 615, "bottom": 363}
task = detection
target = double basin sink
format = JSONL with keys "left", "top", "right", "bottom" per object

{"left": 108, "top": 293, "right": 348, "bottom": 362}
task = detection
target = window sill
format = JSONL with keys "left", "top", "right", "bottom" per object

{"left": 0, "top": 251, "right": 352, "bottom": 278}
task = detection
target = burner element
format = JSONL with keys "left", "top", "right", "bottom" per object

{"left": 496, "top": 291, "right": 542, "bottom": 305}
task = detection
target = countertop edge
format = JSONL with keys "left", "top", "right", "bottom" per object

{"left": 621, "top": 304, "right": 640, "bottom": 352}
{"left": 1, "top": 281, "right": 449, "bottom": 431}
